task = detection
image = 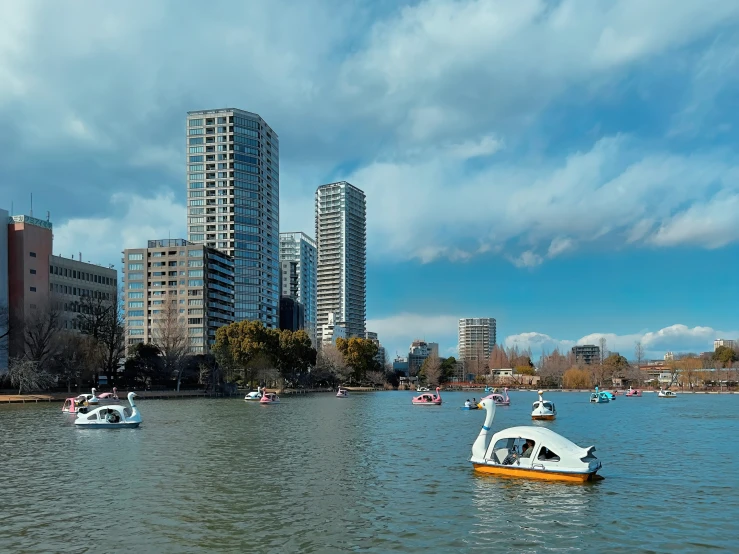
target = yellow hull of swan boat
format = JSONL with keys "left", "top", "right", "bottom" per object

{"left": 472, "top": 463, "right": 598, "bottom": 482}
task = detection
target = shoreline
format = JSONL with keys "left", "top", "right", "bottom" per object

{"left": 2, "top": 387, "right": 736, "bottom": 404}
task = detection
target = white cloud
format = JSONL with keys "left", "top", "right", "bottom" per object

{"left": 649, "top": 193, "right": 739, "bottom": 249}
{"left": 53, "top": 192, "right": 185, "bottom": 268}
{"left": 505, "top": 324, "right": 739, "bottom": 359}
{"left": 366, "top": 312, "right": 461, "bottom": 360}
{"left": 448, "top": 135, "right": 503, "bottom": 160}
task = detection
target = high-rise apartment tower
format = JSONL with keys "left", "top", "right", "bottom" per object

{"left": 186, "top": 109, "right": 279, "bottom": 327}
{"left": 458, "top": 318, "right": 497, "bottom": 361}
{"left": 315, "top": 182, "right": 366, "bottom": 340}
{"left": 279, "top": 232, "right": 316, "bottom": 343}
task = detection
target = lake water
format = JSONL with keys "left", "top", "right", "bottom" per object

{"left": 1, "top": 391, "right": 738, "bottom": 553}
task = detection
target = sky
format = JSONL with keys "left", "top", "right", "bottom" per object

{"left": 1, "top": 0, "right": 738, "bottom": 361}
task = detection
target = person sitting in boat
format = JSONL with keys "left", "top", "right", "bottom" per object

{"left": 521, "top": 439, "right": 536, "bottom": 458}
{"left": 464, "top": 399, "right": 471, "bottom": 408}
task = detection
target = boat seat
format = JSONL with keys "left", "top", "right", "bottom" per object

{"left": 495, "top": 448, "right": 510, "bottom": 464}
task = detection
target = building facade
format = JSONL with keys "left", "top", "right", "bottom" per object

{"left": 365, "top": 331, "right": 386, "bottom": 367}
{"left": 315, "top": 181, "right": 366, "bottom": 342}
{"left": 123, "top": 239, "right": 234, "bottom": 354}
{"left": 408, "top": 339, "right": 438, "bottom": 376}
{"left": 714, "top": 339, "right": 736, "bottom": 351}
{"left": 279, "top": 232, "right": 316, "bottom": 343}
{"left": 0, "top": 209, "right": 8, "bottom": 371}
{"left": 458, "top": 318, "right": 496, "bottom": 361}
{"left": 7, "top": 215, "right": 53, "bottom": 357}
{"left": 320, "top": 312, "right": 347, "bottom": 345}
{"left": 279, "top": 296, "right": 305, "bottom": 332}
{"left": 572, "top": 344, "right": 600, "bottom": 365}
{"left": 186, "top": 108, "right": 279, "bottom": 328}
{"left": 393, "top": 356, "right": 409, "bottom": 376}
{"left": 49, "top": 255, "right": 117, "bottom": 331}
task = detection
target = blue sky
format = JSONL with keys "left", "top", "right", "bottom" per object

{"left": 1, "top": 0, "right": 738, "bottom": 361}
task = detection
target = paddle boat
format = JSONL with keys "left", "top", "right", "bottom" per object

{"left": 658, "top": 388, "right": 677, "bottom": 398}
{"left": 601, "top": 390, "right": 616, "bottom": 401}
{"left": 412, "top": 387, "right": 442, "bottom": 405}
{"left": 483, "top": 387, "right": 510, "bottom": 406}
{"left": 416, "top": 386, "right": 430, "bottom": 392}
{"left": 531, "top": 390, "right": 556, "bottom": 420}
{"left": 625, "top": 387, "right": 642, "bottom": 397}
{"left": 469, "top": 398, "right": 602, "bottom": 482}
{"left": 260, "top": 392, "right": 280, "bottom": 404}
{"left": 589, "top": 386, "right": 610, "bottom": 403}
{"left": 74, "top": 392, "right": 141, "bottom": 429}
{"left": 336, "top": 387, "right": 348, "bottom": 398}
{"left": 62, "top": 396, "right": 90, "bottom": 414}
{"left": 461, "top": 399, "right": 479, "bottom": 410}
{"left": 244, "top": 386, "right": 263, "bottom": 401}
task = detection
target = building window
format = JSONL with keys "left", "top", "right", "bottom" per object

{"left": 30, "top": 286, "right": 36, "bottom": 292}
{"left": 128, "top": 253, "right": 144, "bottom": 261}
{"left": 30, "top": 252, "right": 37, "bottom": 257}
{"left": 30, "top": 269, "right": 36, "bottom": 274}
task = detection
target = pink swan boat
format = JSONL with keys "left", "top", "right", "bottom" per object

{"left": 625, "top": 387, "right": 642, "bottom": 397}
{"left": 412, "top": 387, "right": 442, "bottom": 405}
{"left": 483, "top": 387, "right": 510, "bottom": 406}
{"left": 97, "top": 387, "right": 119, "bottom": 401}
{"left": 260, "top": 392, "right": 280, "bottom": 404}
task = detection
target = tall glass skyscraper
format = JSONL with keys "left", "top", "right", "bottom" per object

{"left": 186, "top": 109, "right": 279, "bottom": 327}
{"left": 315, "top": 181, "right": 366, "bottom": 341}
{"left": 279, "top": 232, "right": 317, "bottom": 344}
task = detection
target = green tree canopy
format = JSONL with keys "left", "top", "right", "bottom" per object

{"left": 336, "top": 337, "right": 381, "bottom": 383}
{"left": 713, "top": 346, "right": 737, "bottom": 365}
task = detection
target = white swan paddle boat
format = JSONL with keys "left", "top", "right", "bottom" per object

{"left": 245, "top": 386, "right": 263, "bottom": 401}
{"left": 336, "top": 387, "right": 348, "bottom": 398}
{"left": 470, "top": 398, "right": 602, "bottom": 482}
{"left": 531, "top": 390, "right": 557, "bottom": 420}
{"left": 658, "top": 388, "right": 677, "bottom": 398}
{"left": 589, "top": 386, "right": 610, "bottom": 403}
{"left": 74, "top": 392, "right": 141, "bottom": 429}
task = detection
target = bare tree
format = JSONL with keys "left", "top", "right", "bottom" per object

{"left": 599, "top": 337, "right": 608, "bottom": 364}
{"left": 152, "top": 300, "right": 191, "bottom": 391}
{"left": 0, "top": 302, "right": 9, "bottom": 367}
{"left": 538, "top": 348, "right": 569, "bottom": 387}
{"left": 51, "top": 331, "right": 99, "bottom": 393}
{"left": 77, "top": 289, "right": 125, "bottom": 385}
{"left": 422, "top": 353, "right": 442, "bottom": 387}
{"left": 318, "top": 343, "right": 351, "bottom": 384}
{"left": 8, "top": 358, "right": 53, "bottom": 394}
{"left": 23, "top": 304, "right": 61, "bottom": 371}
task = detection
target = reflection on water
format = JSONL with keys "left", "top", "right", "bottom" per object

{"left": 1, "top": 391, "right": 738, "bottom": 552}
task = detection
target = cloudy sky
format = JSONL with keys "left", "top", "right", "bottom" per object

{"left": 2, "top": 0, "right": 738, "bottom": 360}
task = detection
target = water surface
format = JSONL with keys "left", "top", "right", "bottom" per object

{"left": 1, "top": 391, "right": 737, "bottom": 553}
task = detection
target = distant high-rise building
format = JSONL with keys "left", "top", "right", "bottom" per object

{"left": 714, "top": 339, "right": 736, "bottom": 351}
{"left": 572, "top": 344, "right": 600, "bottom": 365}
{"left": 186, "top": 108, "right": 279, "bottom": 328}
{"left": 315, "top": 181, "right": 366, "bottom": 341}
{"left": 458, "top": 318, "right": 496, "bottom": 361}
{"left": 0, "top": 208, "right": 8, "bottom": 372}
{"left": 123, "top": 239, "right": 234, "bottom": 354}
{"left": 279, "top": 232, "right": 316, "bottom": 344}
{"left": 366, "top": 331, "right": 386, "bottom": 367}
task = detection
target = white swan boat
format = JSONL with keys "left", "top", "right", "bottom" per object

{"left": 336, "top": 387, "right": 348, "bottom": 398}
{"left": 75, "top": 392, "right": 141, "bottom": 429}
{"left": 470, "top": 398, "right": 602, "bottom": 482}
{"left": 658, "top": 388, "right": 677, "bottom": 398}
{"left": 531, "top": 390, "right": 556, "bottom": 420}
{"left": 245, "top": 386, "right": 263, "bottom": 401}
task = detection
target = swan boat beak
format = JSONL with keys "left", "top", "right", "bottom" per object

{"left": 477, "top": 403, "right": 483, "bottom": 410}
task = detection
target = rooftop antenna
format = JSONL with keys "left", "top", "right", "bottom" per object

{"left": 46, "top": 211, "right": 50, "bottom": 222}
{"left": 30, "top": 193, "right": 33, "bottom": 217}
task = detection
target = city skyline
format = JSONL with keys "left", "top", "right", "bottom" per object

{"left": 2, "top": 2, "right": 739, "bottom": 362}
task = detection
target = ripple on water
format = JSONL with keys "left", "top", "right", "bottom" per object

{"left": 1, "top": 392, "right": 739, "bottom": 552}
